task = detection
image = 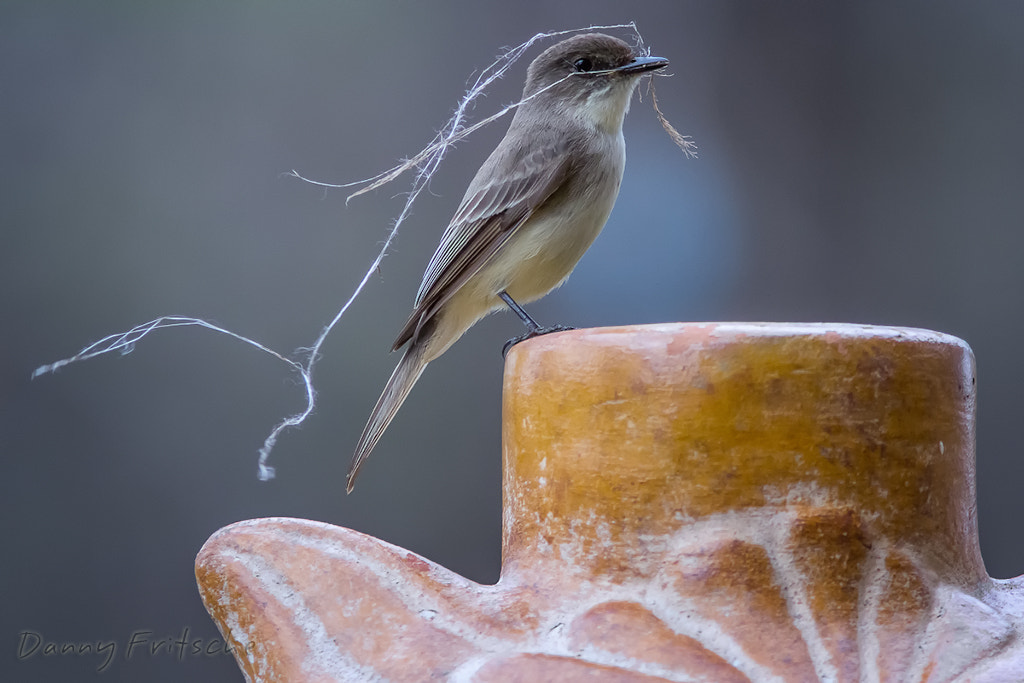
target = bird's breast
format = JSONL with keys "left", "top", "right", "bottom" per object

{"left": 489, "top": 146, "right": 624, "bottom": 303}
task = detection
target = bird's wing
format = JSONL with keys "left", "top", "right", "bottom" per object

{"left": 392, "top": 140, "right": 570, "bottom": 350}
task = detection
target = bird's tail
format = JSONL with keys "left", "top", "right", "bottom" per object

{"left": 347, "top": 342, "right": 429, "bottom": 493}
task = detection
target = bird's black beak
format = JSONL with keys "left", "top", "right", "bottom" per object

{"left": 616, "top": 55, "right": 669, "bottom": 75}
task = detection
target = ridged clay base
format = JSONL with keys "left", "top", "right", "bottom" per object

{"left": 196, "top": 323, "right": 1024, "bottom": 682}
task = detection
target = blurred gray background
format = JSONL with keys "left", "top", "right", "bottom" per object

{"left": 3, "top": 2, "right": 1022, "bottom": 681}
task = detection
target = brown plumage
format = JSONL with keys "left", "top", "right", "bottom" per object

{"left": 347, "top": 34, "right": 668, "bottom": 492}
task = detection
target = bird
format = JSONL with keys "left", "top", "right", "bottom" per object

{"left": 347, "top": 33, "right": 668, "bottom": 492}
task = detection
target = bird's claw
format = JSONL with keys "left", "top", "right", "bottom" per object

{"left": 502, "top": 325, "right": 576, "bottom": 359}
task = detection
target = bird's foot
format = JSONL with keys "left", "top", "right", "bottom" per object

{"left": 502, "top": 325, "right": 576, "bottom": 359}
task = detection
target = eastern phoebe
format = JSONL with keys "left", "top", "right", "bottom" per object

{"left": 348, "top": 33, "right": 668, "bottom": 492}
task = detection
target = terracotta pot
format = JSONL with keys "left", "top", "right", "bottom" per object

{"left": 196, "top": 323, "right": 1024, "bottom": 682}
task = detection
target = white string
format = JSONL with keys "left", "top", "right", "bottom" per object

{"left": 32, "top": 23, "right": 646, "bottom": 482}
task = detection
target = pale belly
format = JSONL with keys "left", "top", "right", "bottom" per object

{"left": 422, "top": 131, "right": 626, "bottom": 361}
{"left": 423, "top": 185, "right": 618, "bottom": 361}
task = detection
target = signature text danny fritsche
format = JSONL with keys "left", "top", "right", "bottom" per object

{"left": 16, "top": 628, "right": 241, "bottom": 673}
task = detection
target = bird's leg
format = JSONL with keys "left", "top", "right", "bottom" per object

{"left": 498, "top": 291, "right": 541, "bottom": 332}
{"left": 498, "top": 290, "right": 575, "bottom": 358}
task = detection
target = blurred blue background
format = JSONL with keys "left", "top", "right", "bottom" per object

{"left": 3, "top": 2, "right": 1022, "bottom": 681}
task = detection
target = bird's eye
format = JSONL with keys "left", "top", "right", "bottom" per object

{"left": 573, "top": 57, "right": 593, "bottom": 72}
